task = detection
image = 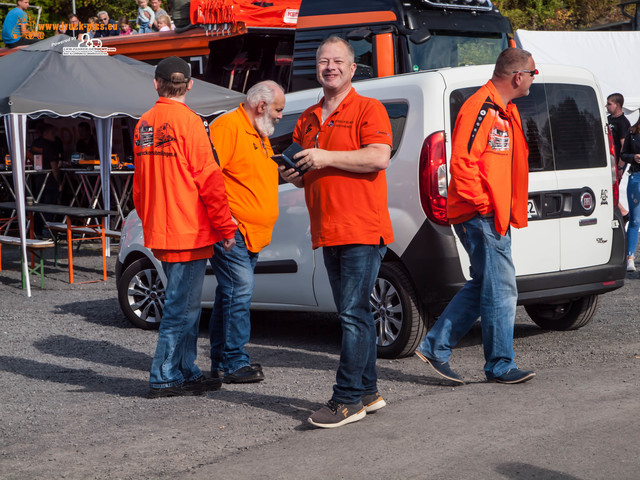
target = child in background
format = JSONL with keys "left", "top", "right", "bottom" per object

{"left": 86, "top": 17, "right": 98, "bottom": 38}
{"left": 136, "top": 0, "right": 155, "bottom": 33}
{"left": 156, "top": 14, "right": 172, "bottom": 31}
{"left": 118, "top": 16, "right": 137, "bottom": 35}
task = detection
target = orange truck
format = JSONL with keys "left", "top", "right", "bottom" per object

{"left": 1, "top": 0, "right": 513, "bottom": 93}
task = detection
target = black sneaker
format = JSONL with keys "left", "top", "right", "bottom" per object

{"left": 224, "top": 365, "right": 265, "bottom": 384}
{"left": 148, "top": 382, "right": 204, "bottom": 399}
{"left": 361, "top": 392, "right": 386, "bottom": 413}
{"left": 489, "top": 368, "right": 536, "bottom": 384}
{"left": 189, "top": 375, "right": 222, "bottom": 392}
{"left": 308, "top": 400, "right": 366, "bottom": 428}
{"left": 415, "top": 350, "right": 465, "bottom": 384}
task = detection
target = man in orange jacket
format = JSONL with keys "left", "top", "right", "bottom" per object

{"left": 133, "top": 56, "right": 237, "bottom": 398}
{"left": 207, "top": 80, "right": 285, "bottom": 384}
{"left": 415, "top": 48, "right": 537, "bottom": 385}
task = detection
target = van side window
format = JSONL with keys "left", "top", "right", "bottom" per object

{"left": 382, "top": 102, "right": 408, "bottom": 158}
{"left": 450, "top": 84, "right": 605, "bottom": 172}
{"left": 545, "top": 84, "right": 607, "bottom": 170}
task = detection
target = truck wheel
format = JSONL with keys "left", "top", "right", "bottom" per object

{"left": 371, "top": 262, "right": 427, "bottom": 359}
{"left": 524, "top": 295, "right": 599, "bottom": 331}
{"left": 117, "top": 258, "right": 165, "bottom": 330}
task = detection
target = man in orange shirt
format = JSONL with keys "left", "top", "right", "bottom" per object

{"left": 415, "top": 48, "right": 536, "bottom": 385}
{"left": 133, "top": 57, "right": 237, "bottom": 398}
{"left": 207, "top": 80, "right": 285, "bottom": 384}
{"left": 282, "top": 37, "right": 393, "bottom": 428}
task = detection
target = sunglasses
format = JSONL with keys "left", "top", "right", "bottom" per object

{"left": 512, "top": 69, "right": 539, "bottom": 77}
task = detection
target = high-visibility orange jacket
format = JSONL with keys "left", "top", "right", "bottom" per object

{"left": 133, "top": 97, "right": 236, "bottom": 261}
{"left": 447, "top": 80, "right": 529, "bottom": 236}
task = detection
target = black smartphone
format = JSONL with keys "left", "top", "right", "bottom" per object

{"left": 271, "top": 142, "right": 306, "bottom": 176}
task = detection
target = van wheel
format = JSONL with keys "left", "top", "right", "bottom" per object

{"left": 118, "top": 258, "right": 165, "bottom": 330}
{"left": 371, "top": 262, "right": 427, "bottom": 359}
{"left": 524, "top": 295, "right": 599, "bottom": 331}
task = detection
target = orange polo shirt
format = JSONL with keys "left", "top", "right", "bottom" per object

{"left": 293, "top": 88, "right": 394, "bottom": 249}
{"left": 210, "top": 104, "right": 279, "bottom": 253}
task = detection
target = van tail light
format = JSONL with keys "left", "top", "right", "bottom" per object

{"left": 606, "top": 124, "right": 619, "bottom": 207}
{"left": 419, "top": 131, "right": 449, "bottom": 225}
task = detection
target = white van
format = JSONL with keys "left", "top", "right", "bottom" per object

{"left": 116, "top": 64, "right": 626, "bottom": 358}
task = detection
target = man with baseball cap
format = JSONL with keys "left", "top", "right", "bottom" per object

{"left": 133, "top": 56, "right": 238, "bottom": 398}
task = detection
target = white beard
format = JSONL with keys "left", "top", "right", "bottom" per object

{"left": 256, "top": 113, "right": 277, "bottom": 137}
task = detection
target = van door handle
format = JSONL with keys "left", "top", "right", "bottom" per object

{"left": 542, "top": 193, "right": 563, "bottom": 217}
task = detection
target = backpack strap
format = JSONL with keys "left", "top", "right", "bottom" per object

{"left": 201, "top": 116, "right": 220, "bottom": 166}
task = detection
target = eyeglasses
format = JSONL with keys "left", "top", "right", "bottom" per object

{"left": 512, "top": 69, "right": 539, "bottom": 77}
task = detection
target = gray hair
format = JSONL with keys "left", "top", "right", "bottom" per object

{"left": 97, "top": 11, "right": 109, "bottom": 18}
{"left": 316, "top": 36, "right": 355, "bottom": 65}
{"left": 245, "top": 80, "right": 284, "bottom": 109}
{"left": 494, "top": 48, "right": 533, "bottom": 78}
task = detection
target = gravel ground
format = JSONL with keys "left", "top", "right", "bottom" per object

{"left": 0, "top": 243, "right": 639, "bottom": 479}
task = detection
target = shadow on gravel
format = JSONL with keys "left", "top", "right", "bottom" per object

{"left": 207, "top": 389, "right": 319, "bottom": 425}
{"left": 56, "top": 299, "right": 132, "bottom": 329}
{"left": 0, "top": 355, "right": 147, "bottom": 397}
{"left": 34, "top": 335, "right": 151, "bottom": 372}
{"left": 495, "top": 462, "right": 583, "bottom": 480}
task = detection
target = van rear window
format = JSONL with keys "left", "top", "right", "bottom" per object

{"left": 450, "top": 84, "right": 606, "bottom": 172}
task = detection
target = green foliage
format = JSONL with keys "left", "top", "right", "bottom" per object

{"left": 494, "top": 0, "right": 622, "bottom": 30}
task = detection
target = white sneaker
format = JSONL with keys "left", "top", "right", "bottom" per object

{"left": 627, "top": 258, "right": 636, "bottom": 272}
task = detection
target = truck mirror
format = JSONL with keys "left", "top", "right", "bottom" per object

{"left": 409, "top": 28, "right": 431, "bottom": 45}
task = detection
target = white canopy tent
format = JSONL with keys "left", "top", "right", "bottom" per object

{"left": 1, "top": 35, "right": 245, "bottom": 295}
{"left": 515, "top": 30, "right": 640, "bottom": 121}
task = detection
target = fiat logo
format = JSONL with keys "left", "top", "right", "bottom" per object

{"left": 581, "top": 192, "right": 594, "bottom": 212}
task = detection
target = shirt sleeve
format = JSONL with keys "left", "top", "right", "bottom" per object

{"left": 359, "top": 99, "right": 393, "bottom": 147}
{"left": 188, "top": 117, "right": 236, "bottom": 239}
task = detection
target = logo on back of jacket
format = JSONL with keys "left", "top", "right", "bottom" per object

{"left": 135, "top": 122, "right": 177, "bottom": 156}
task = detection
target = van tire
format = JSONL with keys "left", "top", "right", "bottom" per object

{"left": 118, "top": 258, "right": 165, "bottom": 330}
{"left": 524, "top": 295, "right": 599, "bottom": 331}
{"left": 372, "top": 262, "right": 427, "bottom": 359}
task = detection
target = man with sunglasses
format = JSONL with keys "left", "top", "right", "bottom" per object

{"left": 414, "top": 48, "right": 537, "bottom": 385}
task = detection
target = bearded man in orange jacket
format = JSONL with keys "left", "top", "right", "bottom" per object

{"left": 415, "top": 48, "right": 537, "bottom": 385}
{"left": 133, "top": 57, "right": 237, "bottom": 398}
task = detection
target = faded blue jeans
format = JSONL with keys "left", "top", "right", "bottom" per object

{"left": 208, "top": 230, "right": 258, "bottom": 374}
{"left": 417, "top": 215, "right": 518, "bottom": 380}
{"left": 627, "top": 172, "right": 640, "bottom": 257}
{"left": 323, "top": 244, "right": 386, "bottom": 405}
{"left": 149, "top": 259, "right": 207, "bottom": 388}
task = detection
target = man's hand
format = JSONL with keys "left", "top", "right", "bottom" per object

{"left": 293, "top": 148, "right": 331, "bottom": 172}
{"left": 279, "top": 165, "right": 304, "bottom": 188}
{"left": 222, "top": 237, "right": 236, "bottom": 252}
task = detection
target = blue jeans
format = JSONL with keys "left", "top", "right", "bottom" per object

{"left": 208, "top": 230, "right": 258, "bottom": 374}
{"left": 323, "top": 244, "right": 386, "bottom": 405}
{"left": 627, "top": 172, "right": 640, "bottom": 257}
{"left": 417, "top": 215, "right": 518, "bottom": 380}
{"left": 149, "top": 259, "right": 207, "bottom": 388}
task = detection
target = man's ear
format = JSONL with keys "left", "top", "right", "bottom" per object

{"left": 186, "top": 79, "right": 194, "bottom": 92}
{"left": 258, "top": 100, "right": 267, "bottom": 113}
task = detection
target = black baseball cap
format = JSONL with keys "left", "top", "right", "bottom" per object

{"left": 155, "top": 56, "right": 191, "bottom": 83}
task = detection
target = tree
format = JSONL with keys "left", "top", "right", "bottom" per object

{"left": 493, "top": 0, "right": 624, "bottom": 31}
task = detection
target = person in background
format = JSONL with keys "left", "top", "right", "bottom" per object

{"left": 133, "top": 56, "right": 237, "bottom": 398}
{"left": 414, "top": 48, "right": 536, "bottom": 386}
{"left": 56, "top": 20, "right": 67, "bottom": 35}
{"left": 207, "top": 81, "right": 285, "bottom": 385}
{"left": 2, "top": 0, "right": 38, "bottom": 48}
{"left": 66, "top": 13, "right": 86, "bottom": 38}
{"left": 86, "top": 16, "right": 99, "bottom": 38}
{"left": 621, "top": 118, "right": 640, "bottom": 272}
{"left": 75, "top": 122, "right": 98, "bottom": 158}
{"left": 118, "top": 16, "right": 138, "bottom": 35}
{"left": 136, "top": 0, "right": 155, "bottom": 34}
{"left": 94, "top": 11, "right": 119, "bottom": 38}
{"left": 281, "top": 37, "right": 394, "bottom": 428}
{"left": 150, "top": 0, "right": 169, "bottom": 31}
{"left": 156, "top": 14, "right": 172, "bottom": 31}
{"left": 606, "top": 93, "right": 632, "bottom": 227}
